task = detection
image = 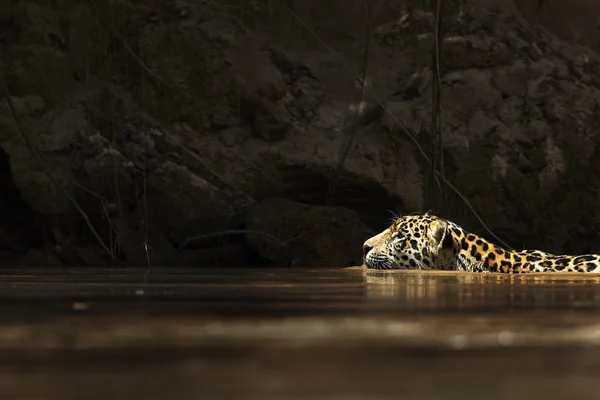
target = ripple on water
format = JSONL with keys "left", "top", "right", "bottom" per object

{"left": 1, "top": 268, "right": 600, "bottom": 399}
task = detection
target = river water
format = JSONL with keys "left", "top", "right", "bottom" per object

{"left": 1, "top": 267, "right": 600, "bottom": 399}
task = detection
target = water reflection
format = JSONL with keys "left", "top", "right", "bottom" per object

{"left": 364, "top": 269, "right": 600, "bottom": 312}
{"left": 3, "top": 268, "right": 600, "bottom": 400}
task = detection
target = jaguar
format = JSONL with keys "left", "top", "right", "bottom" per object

{"left": 362, "top": 213, "right": 600, "bottom": 273}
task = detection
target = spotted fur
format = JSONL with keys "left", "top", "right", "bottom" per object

{"left": 362, "top": 213, "right": 600, "bottom": 273}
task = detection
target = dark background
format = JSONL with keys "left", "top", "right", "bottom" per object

{"left": 1, "top": 0, "right": 600, "bottom": 268}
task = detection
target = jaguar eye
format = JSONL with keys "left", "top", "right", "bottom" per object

{"left": 391, "top": 231, "right": 402, "bottom": 240}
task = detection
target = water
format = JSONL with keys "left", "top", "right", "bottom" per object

{"left": 1, "top": 267, "right": 600, "bottom": 399}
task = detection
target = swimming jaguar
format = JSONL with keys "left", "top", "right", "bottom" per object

{"left": 362, "top": 213, "right": 600, "bottom": 273}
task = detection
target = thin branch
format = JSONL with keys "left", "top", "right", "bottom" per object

{"left": 1, "top": 80, "right": 119, "bottom": 260}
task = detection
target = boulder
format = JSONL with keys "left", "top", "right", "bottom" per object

{"left": 245, "top": 197, "right": 374, "bottom": 267}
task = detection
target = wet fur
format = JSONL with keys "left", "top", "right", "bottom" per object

{"left": 363, "top": 213, "right": 600, "bottom": 273}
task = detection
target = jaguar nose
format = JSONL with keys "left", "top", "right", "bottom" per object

{"left": 363, "top": 243, "right": 373, "bottom": 256}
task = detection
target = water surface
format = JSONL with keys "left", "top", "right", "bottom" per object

{"left": 1, "top": 267, "right": 600, "bottom": 400}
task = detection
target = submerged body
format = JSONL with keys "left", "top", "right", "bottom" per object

{"left": 363, "top": 213, "right": 600, "bottom": 273}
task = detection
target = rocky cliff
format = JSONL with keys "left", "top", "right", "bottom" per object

{"left": 1, "top": 0, "right": 600, "bottom": 267}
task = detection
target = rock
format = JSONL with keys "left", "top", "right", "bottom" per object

{"left": 5, "top": 249, "right": 62, "bottom": 267}
{"left": 170, "top": 244, "right": 250, "bottom": 267}
{"left": 81, "top": 143, "right": 137, "bottom": 202}
{"left": 8, "top": 46, "right": 76, "bottom": 103}
{"left": 229, "top": 36, "right": 287, "bottom": 102}
{"left": 1, "top": 103, "right": 90, "bottom": 215}
{"left": 145, "top": 161, "right": 238, "bottom": 239}
{"left": 443, "top": 35, "right": 512, "bottom": 71}
{"left": 65, "top": 5, "right": 111, "bottom": 79}
{"left": 229, "top": 35, "right": 290, "bottom": 142}
{"left": 2, "top": 0, "right": 600, "bottom": 267}
{"left": 492, "top": 61, "right": 532, "bottom": 96}
{"left": 268, "top": 45, "right": 317, "bottom": 81}
{"left": 238, "top": 96, "right": 290, "bottom": 142}
{"left": 0, "top": 95, "right": 46, "bottom": 142}
{"left": 0, "top": 0, "right": 10, "bottom": 23}
{"left": 219, "top": 126, "right": 248, "bottom": 147}
{"left": 110, "top": 218, "right": 175, "bottom": 266}
{"left": 11, "top": 2, "right": 64, "bottom": 46}
{"left": 381, "top": 100, "right": 415, "bottom": 132}
{"left": 74, "top": 246, "right": 109, "bottom": 267}
{"left": 245, "top": 197, "right": 374, "bottom": 267}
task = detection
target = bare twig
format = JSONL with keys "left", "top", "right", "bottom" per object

{"left": 1, "top": 80, "right": 120, "bottom": 260}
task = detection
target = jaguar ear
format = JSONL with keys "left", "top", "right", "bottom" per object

{"left": 428, "top": 219, "right": 450, "bottom": 251}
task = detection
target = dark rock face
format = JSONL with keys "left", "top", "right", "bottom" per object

{"left": 0, "top": 0, "right": 600, "bottom": 267}
{"left": 245, "top": 197, "right": 374, "bottom": 267}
